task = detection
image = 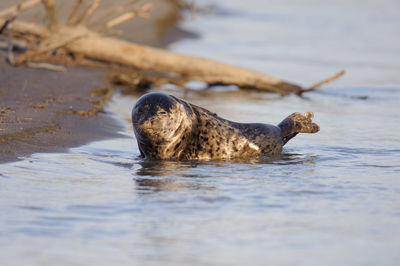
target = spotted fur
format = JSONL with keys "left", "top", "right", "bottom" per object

{"left": 132, "top": 92, "right": 319, "bottom": 160}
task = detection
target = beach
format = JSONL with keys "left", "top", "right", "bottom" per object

{"left": 0, "top": 0, "right": 185, "bottom": 162}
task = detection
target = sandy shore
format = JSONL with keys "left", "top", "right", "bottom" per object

{"left": 0, "top": 0, "right": 186, "bottom": 163}
{"left": 0, "top": 61, "right": 123, "bottom": 162}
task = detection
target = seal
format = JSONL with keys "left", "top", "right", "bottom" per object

{"left": 132, "top": 92, "right": 319, "bottom": 160}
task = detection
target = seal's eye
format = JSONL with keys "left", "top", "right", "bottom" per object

{"left": 158, "top": 111, "right": 167, "bottom": 115}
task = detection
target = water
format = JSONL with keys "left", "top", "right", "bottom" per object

{"left": 1, "top": 0, "right": 400, "bottom": 265}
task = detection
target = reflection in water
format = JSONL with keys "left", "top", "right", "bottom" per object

{"left": 133, "top": 152, "right": 318, "bottom": 194}
{"left": 134, "top": 159, "right": 215, "bottom": 194}
{"left": 136, "top": 160, "right": 201, "bottom": 177}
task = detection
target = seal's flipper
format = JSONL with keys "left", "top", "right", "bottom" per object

{"left": 278, "top": 112, "right": 319, "bottom": 145}
{"left": 293, "top": 112, "right": 320, "bottom": 133}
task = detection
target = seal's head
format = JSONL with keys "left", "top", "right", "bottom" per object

{"left": 132, "top": 92, "right": 193, "bottom": 158}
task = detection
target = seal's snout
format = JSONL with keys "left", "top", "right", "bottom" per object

{"left": 132, "top": 105, "right": 149, "bottom": 126}
{"left": 135, "top": 110, "right": 149, "bottom": 125}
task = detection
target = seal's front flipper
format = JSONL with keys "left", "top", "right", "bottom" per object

{"left": 278, "top": 112, "right": 319, "bottom": 145}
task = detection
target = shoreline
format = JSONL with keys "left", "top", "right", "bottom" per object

{"left": 0, "top": 62, "right": 124, "bottom": 163}
{"left": 0, "top": 0, "right": 188, "bottom": 163}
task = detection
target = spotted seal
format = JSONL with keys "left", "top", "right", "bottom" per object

{"left": 132, "top": 92, "right": 319, "bottom": 160}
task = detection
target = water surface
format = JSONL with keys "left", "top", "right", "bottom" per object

{"left": 1, "top": 0, "right": 400, "bottom": 265}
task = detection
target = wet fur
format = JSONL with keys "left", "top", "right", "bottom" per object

{"left": 132, "top": 92, "right": 319, "bottom": 160}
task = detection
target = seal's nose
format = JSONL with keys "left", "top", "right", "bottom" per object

{"left": 132, "top": 104, "right": 148, "bottom": 122}
{"left": 135, "top": 109, "right": 150, "bottom": 125}
{"left": 137, "top": 115, "right": 146, "bottom": 125}
{"left": 132, "top": 106, "right": 144, "bottom": 125}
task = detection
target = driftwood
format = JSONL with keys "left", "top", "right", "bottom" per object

{"left": 0, "top": 0, "right": 344, "bottom": 96}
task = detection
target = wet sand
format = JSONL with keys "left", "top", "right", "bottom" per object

{"left": 0, "top": 0, "right": 186, "bottom": 163}
{"left": 0, "top": 61, "right": 123, "bottom": 162}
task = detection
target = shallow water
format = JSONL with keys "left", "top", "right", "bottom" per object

{"left": 1, "top": 0, "right": 400, "bottom": 265}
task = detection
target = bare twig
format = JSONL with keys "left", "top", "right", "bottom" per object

{"left": 88, "top": 0, "right": 139, "bottom": 27}
{"left": 298, "top": 70, "right": 345, "bottom": 95}
{"left": 42, "top": 0, "right": 58, "bottom": 30}
{"left": 66, "top": 0, "right": 83, "bottom": 25}
{"left": 101, "top": 12, "right": 136, "bottom": 31}
{"left": 0, "top": 0, "right": 41, "bottom": 19}
{"left": 74, "top": 0, "right": 100, "bottom": 25}
{"left": 98, "top": 3, "right": 152, "bottom": 32}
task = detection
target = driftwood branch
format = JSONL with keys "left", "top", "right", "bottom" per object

{"left": 298, "top": 70, "right": 345, "bottom": 95}
{"left": 17, "top": 29, "right": 89, "bottom": 64}
{"left": 74, "top": 0, "right": 100, "bottom": 25}
{"left": 0, "top": 0, "right": 41, "bottom": 19}
{"left": 97, "top": 3, "right": 152, "bottom": 32}
{"left": 2, "top": 1, "right": 24, "bottom": 65}
{"left": 88, "top": 0, "right": 140, "bottom": 27}
{"left": 66, "top": 0, "right": 83, "bottom": 25}
{"left": 26, "top": 61, "right": 66, "bottom": 72}
{"left": 66, "top": 35, "right": 301, "bottom": 95}
{"left": 42, "top": 0, "right": 58, "bottom": 30}
{"left": 0, "top": 0, "right": 344, "bottom": 96}
{"left": 3, "top": 19, "right": 49, "bottom": 37}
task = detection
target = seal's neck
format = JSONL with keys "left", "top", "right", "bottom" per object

{"left": 278, "top": 117, "right": 298, "bottom": 145}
